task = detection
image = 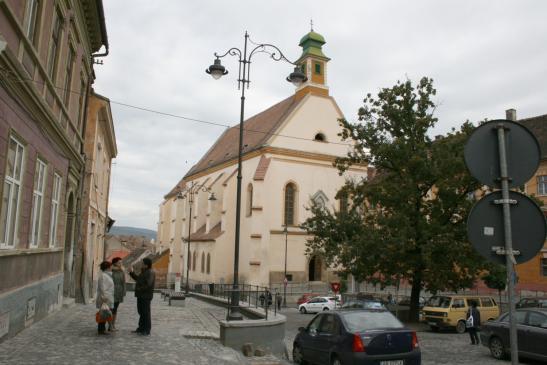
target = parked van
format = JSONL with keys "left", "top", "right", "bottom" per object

{"left": 422, "top": 295, "right": 500, "bottom": 333}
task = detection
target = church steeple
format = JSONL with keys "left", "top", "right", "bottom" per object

{"left": 295, "top": 29, "right": 330, "bottom": 100}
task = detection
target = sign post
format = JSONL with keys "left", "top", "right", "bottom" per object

{"left": 465, "top": 119, "right": 545, "bottom": 365}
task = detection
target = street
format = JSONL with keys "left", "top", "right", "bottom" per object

{"left": 280, "top": 307, "right": 544, "bottom": 365}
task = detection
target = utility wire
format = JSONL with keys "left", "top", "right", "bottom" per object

{"left": 0, "top": 66, "right": 354, "bottom": 146}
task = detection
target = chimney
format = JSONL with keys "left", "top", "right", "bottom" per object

{"left": 506, "top": 108, "right": 517, "bottom": 121}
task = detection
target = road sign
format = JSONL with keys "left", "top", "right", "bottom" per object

{"left": 464, "top": 120, "right": 540, "bottom": 189}
{"left": 283, "top": 277, "right": 288, "bottom": 287}
{"left": 467, "top": 191, "right": 546, "bottom": 265}
{"left": 330, "top": 282, "right": 340, "bottom": 293}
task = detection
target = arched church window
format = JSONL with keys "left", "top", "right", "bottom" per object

{"left": 247, "top": 184, "right": 253, "bottom": 217}
{"left": 284, "top": 183, "right": 296, "bottom": 226}
{"left": 201, "top": 252, "right": 205, "bottom": 273}
{"left": 314, "top": 133, "right": 326, "bottom": 142}
{"left": 206, "top": 253, "right": 211, "bottom": 274}
{"left": 339, "top": 192, "right": 348, "bottom": 214}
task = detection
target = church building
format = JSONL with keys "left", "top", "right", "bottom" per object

{"left": 157, "top": 31, "right": 368, "bottom": 288}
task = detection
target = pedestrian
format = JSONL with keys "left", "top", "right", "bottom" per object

{"left": 110, "top": 257, "right": 126, "bottom": 331}
{"left": 267, "top": 290, "right": 273, "bottom": 307}
{"left": 259, "top": 292, "right": 265, "bottom": 307}
{"left": 276, "top": 291, "right": 282, "bottom": 310}
{"left": 96, "top": 261, "right": 114, "bottom": 336}
{"left": 466, "top": 300, "right": 481, "bottom": 345}
{"left": 129, "top": 258, "right": 156, "bottom": 336}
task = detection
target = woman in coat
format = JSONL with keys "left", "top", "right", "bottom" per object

{"left": 110, "top": 257, "right": 126, "bottom": 331}
{"left": 96, "top": 261, "right": 114, "bottom": 335}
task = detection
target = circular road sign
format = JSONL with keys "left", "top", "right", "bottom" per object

{"left": 467, "top": 191, "right": 546, "bottom": 265}
{"left": 464, "top": 120, "right": 540, "bottom": 189}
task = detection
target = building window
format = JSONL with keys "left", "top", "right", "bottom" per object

{"left": 201, "top": 252, "right": 205, "bottom": 273}
{"left": 339, "top": 193, "right": 348, "bottom": 214}
{"left": 63, "top": 46, "right": 75, "bottom": 106}
{"left": 24, "top": 0, "right": 40, "bottom": 45}
{"left": 247, "top": 184, "right": 253, "bottom": 217}
{"left": 284, "top": 183, "right": 296, "bottom": 226}
{"left": 542, "top": 258, "right": 547, "bottom": 277}
{"left": 206, "top": 253, "right": 211, "bottom": 274}
{"left": 49, "top": 173, "right": 62, "bottom": 247}
{"left": 192, "top": 251, "right": 197, "bottom": 271}
{"left": 30, "top": 158, "right": 47, "bottom": 247}
{"left": 314, "top": 133, "right": 326, "bottom": 142}
{"left": 314, "top": 62, "right": 321, "bottom": 75}
{"left": 537, "top": 176, "right": 547, "bottom": 195}
{"left": 77, "top": 78, "right": 87, "bottom": 131}
{"left": 1, "top": 136, "right": 25, "bottom": 248}
{"left": 46, "top": 9, "right": 63, "bottom": 79}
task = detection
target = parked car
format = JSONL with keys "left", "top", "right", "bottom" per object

{"left": 297, "top": 293, "right": 321, "bottom": 306}
{"left": 422, "top": 295, "right": 500, "bottom": 333}
{"left": 341, "top": 299, "right": 386, "bottom": 310}
{"left": 516, "top": 297, "right": 547, "bottom": 309}
{"left": 299, "top": 296, "right": 337, "bottom": 314}
{"left": 480, "top": 308, "right": 547, "bottom": 362}
{"left": 293, "top": 309, "right": 421, "bottom": 365}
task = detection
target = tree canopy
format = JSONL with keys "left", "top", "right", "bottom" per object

{"left": 302, "top": 77, "right": 487, "bottom": 321}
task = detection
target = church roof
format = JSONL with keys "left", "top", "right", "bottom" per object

{"left": 298, "top": 30, "right": 329, "bottom": 61}
{"left": 184, "top": 95, "right": 302, "bottom": 179}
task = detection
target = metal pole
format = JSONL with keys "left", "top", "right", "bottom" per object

{"left": 228, "top": 32, "right": 248, "bottom": 321}
{"left": 283, "top": 225, "right": 288, "bottom": 307}
{"left": 185, "top": 188, "right": 193, "bottom": 294}
{"left": 496, "top": 124, "right": 519, "bottom": 365}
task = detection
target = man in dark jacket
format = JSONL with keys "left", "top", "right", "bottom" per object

{"left": 466, "top": 301, "right": 481, "bottom": 345}
{"left": 129, "top": 258, "right": 155, "bottom": 336}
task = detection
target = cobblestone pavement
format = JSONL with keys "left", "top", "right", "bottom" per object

{"left": 281, "top": 308, "right": 543, "bottom": 365}
{"left": 0, "top": 295, "right": 286, "bottom": 365}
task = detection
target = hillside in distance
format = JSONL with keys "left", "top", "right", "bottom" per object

{"left": 109, "top": 226, "right": 156, "bottom": 240}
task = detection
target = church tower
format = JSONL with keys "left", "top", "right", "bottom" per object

{"left": 295, "top": 29, "right": 330, "bottom": 100}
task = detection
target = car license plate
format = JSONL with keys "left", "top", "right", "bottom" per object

{"left": 428, "top": 321, "right": 437, "bottom": 326}
{"left": 380, "top": 361, "right": 404, "bottom": 365}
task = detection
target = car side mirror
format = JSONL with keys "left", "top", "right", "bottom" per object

{"left": 309, "top": 328, "right": 317, "bottom": 336}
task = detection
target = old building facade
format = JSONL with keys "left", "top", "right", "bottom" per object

{"left": 158, "top": 31, "right": 367, "bottom": 289}
{"left": 0, "top": 0, "right": 109, "bottom": 341}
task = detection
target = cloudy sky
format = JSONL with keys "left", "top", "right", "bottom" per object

{"left": 93, "top": 1, "right": 547, "bottom": 231}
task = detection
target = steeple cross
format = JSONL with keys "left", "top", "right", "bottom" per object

{"left": 310, "top": 19, "right": 314, "bottom": 32}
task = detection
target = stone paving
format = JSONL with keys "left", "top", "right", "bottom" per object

{"left": 0, "top": 295, "right": 286, "bottom": 365}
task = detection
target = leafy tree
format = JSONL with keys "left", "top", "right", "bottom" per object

{"left": 482, "top": 263, "right": 507, "bottom": 308}
{"left": 303, "top": 77, "right": 487, "bottom": 321}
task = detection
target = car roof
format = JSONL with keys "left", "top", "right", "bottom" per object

{"left": 519, "top": 297, "right": 547, "bottom": 300}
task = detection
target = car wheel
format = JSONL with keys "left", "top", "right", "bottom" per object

{"left": 323, "top": 307, "right": 330, "bottom": 311}
{"left": 430, "top": 325, "right": 439, "bottom": 332}
{"left": 300, "top": 306, "right": 307, "bottom": 314}
{"left": 293, "top": 344, "right": 307, "bottom": 364}
{"left": 456, "top": 320, "right": 466, "bottom": 334}
{"left": 331, "top": 355, "right": 342, "bottom": 365}
{"left": 489, "top": 337, "right": 506, "bottom": 360}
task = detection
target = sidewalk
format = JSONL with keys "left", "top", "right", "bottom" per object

{"left": 0, "top": 295, "right": 286, "bottom": 365}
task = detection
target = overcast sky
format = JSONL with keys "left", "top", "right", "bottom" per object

{"left": 93, "top": 1, "right": 547, "bottom": 231}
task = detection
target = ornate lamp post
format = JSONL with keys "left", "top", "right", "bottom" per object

{"left": 206, "top": 32, "right": 306, "bottom": 320}
{"left": 176, "top": 182, "right": 217, "bottom": 294}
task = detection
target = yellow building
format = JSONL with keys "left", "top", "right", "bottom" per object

{"left": 158, "top": 31, "right": 367, "bottom": 289}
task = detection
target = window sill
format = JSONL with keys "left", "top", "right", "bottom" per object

{"left": 0, "top": 247, "right": 63, "bottom": 257}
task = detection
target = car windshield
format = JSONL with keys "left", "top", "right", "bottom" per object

{"left": 341, "top": 311, "right": 404, "bottom": 332}
{"left": 426, "top": 296, "right": 451, "bottom": 308}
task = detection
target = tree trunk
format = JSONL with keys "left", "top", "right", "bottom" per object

{"left": 409, "top": 271, "right": 422, "bottom": 322}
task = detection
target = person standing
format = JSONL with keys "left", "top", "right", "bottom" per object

{"left": 96, "top": 261, "right": 114, "bottom": 335}
{"left": 466, "top": 301, "right": 481, "bottom": 345}
{"left": 276, "top": 291, "right": 282, "bottom": 311}
{"left": 129, "top": 258, "right": 155, "bottom": 336}
{"left": 110, "top": 257, "right": 126, "bottom": 331}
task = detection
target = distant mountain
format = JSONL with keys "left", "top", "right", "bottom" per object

{"left": 108, "top": 226, "right": 156, "bottom": 240}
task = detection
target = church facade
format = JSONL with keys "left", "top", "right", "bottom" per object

{"left": 157, "top": 31, "right": 368, "bottom": 288}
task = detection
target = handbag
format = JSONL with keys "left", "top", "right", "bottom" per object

{"left": 466, "top": 314, "right": 474, "bottom": 328}
{"left": 99, "top": 303, "right": 113, "bottom": 322}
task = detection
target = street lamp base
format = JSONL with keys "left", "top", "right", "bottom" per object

{"left": 228, "top": 306, "right": 244, "bottom": 321}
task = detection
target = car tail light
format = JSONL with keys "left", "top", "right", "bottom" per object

{"left": 352, "top": 333, "right": 365, "bottom": 352}
{"left": 411, "top": 331, "right": 419, "bottom": 349}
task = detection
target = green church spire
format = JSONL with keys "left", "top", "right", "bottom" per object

{"left": 298, "top": 31, "right": 330, "bottom": 61}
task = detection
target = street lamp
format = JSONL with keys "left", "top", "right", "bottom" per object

{"left": 177, "top": 182, "right": 217, "bottom": 294}
{"left": 283, "top": 224, "right": 288, "bottom": 308}
{"left": 206, "top": 32, "right": 306, "bottom": 320}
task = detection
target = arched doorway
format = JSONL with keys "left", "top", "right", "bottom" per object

{"left": 63, "top": 192, "right": 75, "bottom": 297}
{"left": 308, "top": 255, "right": 323, "bottom": 282}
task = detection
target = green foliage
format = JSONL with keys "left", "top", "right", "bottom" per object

{"left": 303, "top": 77, "right": 487, "bottom": 321}
{"left": 482, "top": 264, "right": 507, "bottom": 291}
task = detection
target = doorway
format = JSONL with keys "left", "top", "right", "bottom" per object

{"left": 308, "top": 255, "right": 322, "bottom": 282}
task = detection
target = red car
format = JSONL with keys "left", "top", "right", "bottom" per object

{"left": 297, "top": 293, "right": 321, "bottom": 306}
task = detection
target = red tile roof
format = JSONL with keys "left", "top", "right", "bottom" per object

{"left": 253, "top": 155, "right": 272, "bottom": 181}
{"left": 184, "top": 95, "right": 301, "bottom": 179}
{"left": 186, "top": 222, "right": 223, "bottom": 242}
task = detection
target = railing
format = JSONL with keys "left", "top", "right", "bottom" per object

{"left": 190, "top": 283, "right": 281, "bottom": 320}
